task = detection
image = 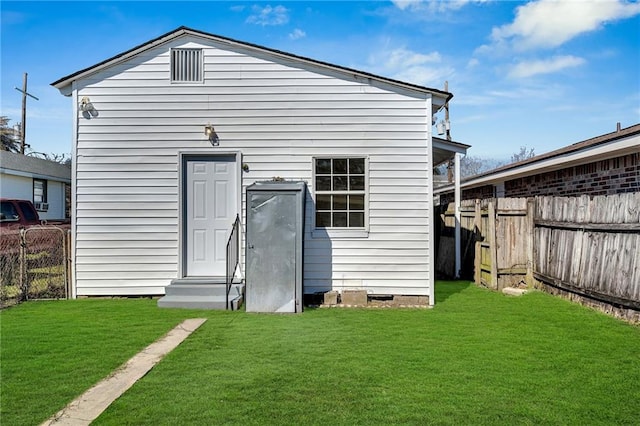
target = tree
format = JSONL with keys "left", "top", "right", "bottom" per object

{"left": 28, "top": 151, "right": 71, "bottom": 165}
{"left": 0, "top": 116, "right": 21, "bottom": 153}
{"left": 436, "top": 146, "right": 538, "bottom": 179}
{"left": 460, "top": 155, "right": 504, "bottom": 178}
{"left": 510, "top": 146, "right": 535, "bottom": 163}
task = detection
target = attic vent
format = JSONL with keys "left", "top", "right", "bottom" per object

{"left": 171, "top": 48, "right": 203, "bottom": 82}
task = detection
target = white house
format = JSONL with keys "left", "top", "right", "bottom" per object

{"left": 52, "top": 27, "right": 467, "bottom": 307}
{"left": 0, "top": 150, "right": 71, "bottom": 220}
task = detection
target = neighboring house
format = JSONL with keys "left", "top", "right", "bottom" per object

{"left": 436, "top": 123, "right": 640, "bottom": 203}
{"left": 52, "top": 26, "right": 467, "bottom": 304}
{"left": 0, "top": 150, "right": 71, "bottom": 220}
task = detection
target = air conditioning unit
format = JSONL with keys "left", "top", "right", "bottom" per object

{"left": 34, "top": 202, "right": 49, "bottom": 212}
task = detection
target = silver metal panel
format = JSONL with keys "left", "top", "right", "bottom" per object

{"left": 246, "top": 182, "right": 305, "bottom": 313}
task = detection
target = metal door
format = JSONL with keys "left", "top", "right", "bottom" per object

{"left": 246, "top": 182, "right": 305, "bottom": 313}
{"left": 184, "top": 155, "right": 236, "bottom": 277}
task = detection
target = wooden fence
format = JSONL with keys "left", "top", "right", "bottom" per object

{"left": 436, "top": 193, "right": 640, "bottom": 317}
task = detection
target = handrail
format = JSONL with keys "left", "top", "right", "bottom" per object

{"left": 225, "top": 214, "right": 241, "bottom": 310}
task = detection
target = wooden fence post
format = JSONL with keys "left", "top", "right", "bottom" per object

{"left": 474, "top": 199, "right": 481, "bottom": 285}
{"left": 526, "top": 198, "right": 535, "bottom": 288}
{"left": 488, "top": 200, "right": 499, "bottom": 290}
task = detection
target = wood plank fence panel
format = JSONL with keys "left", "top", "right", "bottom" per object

{"left": 534, "top": 193, "right": 640, "bottom": 310}
{"left": 435, "top": 192, "right": 639, "bottom": 319}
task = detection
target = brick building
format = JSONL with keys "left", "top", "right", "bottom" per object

{"left": 436, "top": 123, "right": 639, "bottom": 203}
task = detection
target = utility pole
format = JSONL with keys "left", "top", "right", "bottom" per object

{"left": 15, "top": 72, "right": 39, "bottom": 154}
{"left": 444, "top": 81, "right": 451, "bottom": 142}
{"left": 445, "top": 81, "right": 453, "bottom": 182}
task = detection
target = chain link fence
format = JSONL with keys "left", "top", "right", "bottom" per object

{"left": 1, "top": 226, "right": 71, "bottom": 308}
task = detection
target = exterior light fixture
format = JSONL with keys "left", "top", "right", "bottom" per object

{"left": 79, "top": 96, "right": 98, "bottom": 118}
{"left": 204, "top": 123, "right": 219, "bottom": 145}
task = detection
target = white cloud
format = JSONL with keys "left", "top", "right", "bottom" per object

{"left": 246, "top": 5, "right": 289, "bottom": 26}
{"left": 367, "top": 46, "right": 453, "bottom": 87}
{"left": 390, "top": 0, "right": 422, "bottom": 10}
{"left": 289, "top": 28, "right": 306, "bottom": 40}
{"left": 508, "top": 55, "right": 586, "bottom": 78}
{"left": 386, "top": 48, "right": 441, "bottom": 68}
{"left": 391, "top": 0, "right": 489, "bottom": 13}
{"left": 491, "top": 0, "right": 640, "bottom": 51}
{"left": 467, "top": 58, "right": 480, "bottom": 68}
{"left": 230, "top": 5, "right": 245, "bottom": 12}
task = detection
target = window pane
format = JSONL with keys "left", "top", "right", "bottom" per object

{"left": 19, "top": 202, "right": 38, "bottom": 222}
{"left": 316, "top": 212, "right": 331, "bottom": 227}
{"left": 349, "top": 158, "right": 365, "bottom": 174}
{"left": 349, "top": 194, "right": 365, "bottom": 210}
{"left": 333, "top": 159, "right": 347, "bottom": 174}
{"left": 333, "top": 195, "right": 347, "bottom": 210}
{"left": 316, "top": 176, "right": 331, "bottom": 191}
{"left": 349, "top": 212, "right": 364, "bottom": 227}
{"left": 0, "top": 202, "right": 19, "bottom": 222}
{"left": 33, "top": 180, "right": 45, "bottom": 203}
{"left": 349, "top": 176, "right": 365, "bottom": 191}
{"left": 316, "top": 158, "right": 331, "bottom": 174}
{"left": 316, "top": 194, "right": 331, "bottom": 210}
{"left": 314, "top": 156, "right": 367, "bottom": 229}
{"left": 333, "top": 176, "right": 348, "bottom": 191}
{"left": 333, "top": 212, "right": 347, "bottom": 227}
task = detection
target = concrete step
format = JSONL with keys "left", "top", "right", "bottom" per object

{"left": 157, "top": 293, "right": 244, "bottom": 310}
{"left": 163, "top": 282, "right": 243, "bottom": 298}
{"left": 158, "top": 279, "right": 244, "bottom": 310}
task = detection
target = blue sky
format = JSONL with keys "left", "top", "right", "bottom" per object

{"left": 1, "top": 0, "right": 639, "bottom": 160}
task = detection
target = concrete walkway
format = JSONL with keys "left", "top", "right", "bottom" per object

{"left": 41, "top": 318, "right": 207, "bottom": 426}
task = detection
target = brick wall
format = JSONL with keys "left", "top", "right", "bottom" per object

{"left": 437, "top": 152, "right": 639, "bottom": 204}
{"left": 438, "top": 185, "right": 493, "bottom": 205}
{"left": 505, "top": 153, "right": 639, "bottom": 197}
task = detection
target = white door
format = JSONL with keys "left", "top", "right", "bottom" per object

{"left": 184, "top": 155, "right": 237, "bottom": 277}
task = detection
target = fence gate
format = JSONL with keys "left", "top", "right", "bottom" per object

{"left": 0, "top": 226, "right": 70, "bottom": 307}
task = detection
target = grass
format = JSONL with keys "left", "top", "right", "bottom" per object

{"left": 0, "top": 299, "right": 213, "bottom": 425}
{"left": 2, "top": 282, "right": 639, "bottom": 425}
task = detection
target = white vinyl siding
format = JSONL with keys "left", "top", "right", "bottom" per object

{"left": 72, "top": 36, "right": 434, "bottom": 297}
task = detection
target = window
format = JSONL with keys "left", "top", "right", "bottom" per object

{"left": 33, "top": 179, "right": 47, "bottom": 204}
{"left": 65, "top": 183, "right": 71, "bottom": 219}
{"left": 171, "top": 48, "right": 203, "bottom": 82}
{"left": 0, "top": 201, "right": 19, "bottom": 222}
{"left": 314, "top": 157, "right": 366, "bottom": 228}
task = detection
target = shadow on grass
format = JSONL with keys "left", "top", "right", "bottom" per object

{"left": 435, "top": 280, "right": 472, "bottom": 304}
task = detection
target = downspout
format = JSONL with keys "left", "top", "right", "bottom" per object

{"left": 425, "top": 97, "right": 435, "bottom": 306}
{"left": 454, "top": 152, "right": 461, "bottom": 279}
{"left": 70, "top": 83, "right": 79, "bottom": 299}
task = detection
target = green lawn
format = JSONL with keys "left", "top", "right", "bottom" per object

{"left": 2, "top": 282, "right": 639, "bottom": 425}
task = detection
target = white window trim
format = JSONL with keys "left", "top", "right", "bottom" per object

{"left": 311, "top": 156, "right": 369, "bottom": 239}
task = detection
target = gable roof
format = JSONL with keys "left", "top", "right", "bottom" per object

{"left": 51, "top": 26, "right": 452, "bottom": 108}
{"left": 0, "top": 150, "right": 71, "bottom": 182}
{"left": 434, "top": 123, "right": 640, "bottom": 193}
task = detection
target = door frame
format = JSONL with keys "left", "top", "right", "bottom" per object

{"left": 177, "top": 150, "right": 242, "bottom": 279}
